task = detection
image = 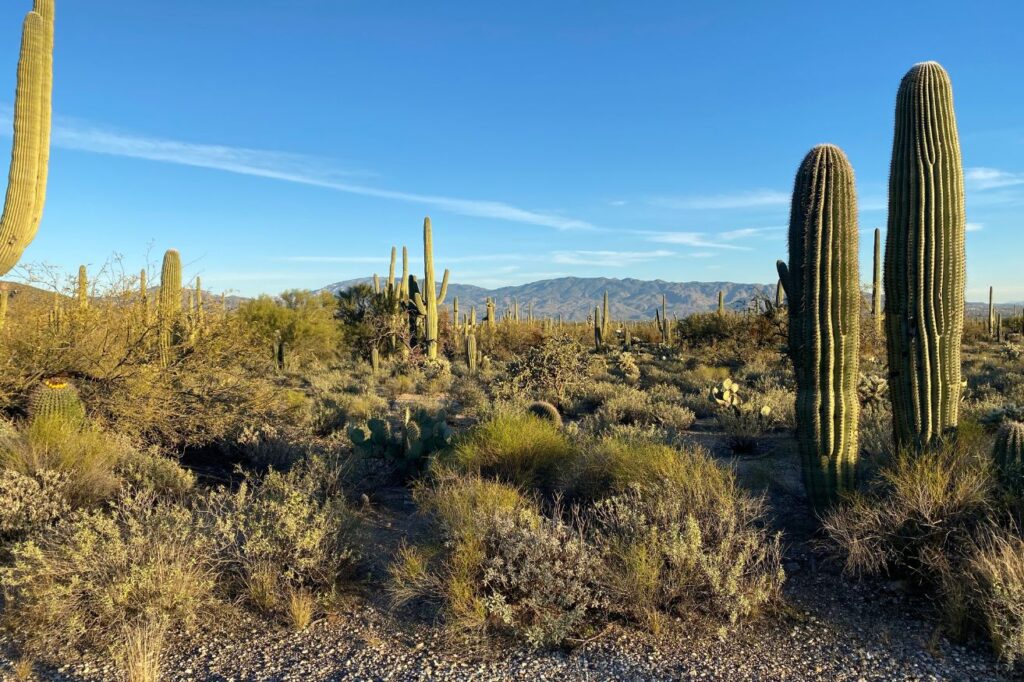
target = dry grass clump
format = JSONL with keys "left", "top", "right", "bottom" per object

{"left": 823, "top": 426, "right": 1024, "bottom": 665}
{"left": 0, "top": 417, "right": 131, "bottom": 508}
{"left": 592, "top": 387, "right": 696, "bottom": 434}
{"left": 118, "top": 618, "right": 167, "bottom": 682}
{"left": 440, "top": 412, "right": 578, "bottom": 491}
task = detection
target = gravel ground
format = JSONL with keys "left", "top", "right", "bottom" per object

{"left": 1, "top": 434, "right": 1018, "bottom": 681}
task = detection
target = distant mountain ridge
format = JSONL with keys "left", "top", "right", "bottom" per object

{"left": 320, "top": 276, "right": 777, "bottom": 320}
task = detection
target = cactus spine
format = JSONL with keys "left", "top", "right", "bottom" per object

{"left": 411, "top": 217, "right": 450, "bottom": 359}
{"left": 777, "top": 144, "right": 861, "bottom": 508}
{"left": 884, "top": 62, "right": 966, "bottom": 450}
{"left": 158, "top": 249, "right": 182, "bottom": 366}
{"left": 0, "top": 1, "right": 54, "bottom": 278}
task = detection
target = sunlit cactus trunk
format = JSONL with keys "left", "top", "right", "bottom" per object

{"left": 989, "top": 287, "right": 995, "bottom": 337}
{"left": 777, "top": 144, "right": 861, "bottom": 509}
{"left": 884, "top": 62, "right": 966, "bottom": 451}
{"left": 411, "top": 218, "right": 449, "bottom": 359}
{"left": 717, "top": 290, "right": 724, "bottom": 316}
{"left": 0, "top": 1, "right": 54, "bottom": 278}
{"left": 75, "top": 264, "right": 87, "bottom": 309}
{"left": 158, "top": 249, "right": 182, "bottom": 367}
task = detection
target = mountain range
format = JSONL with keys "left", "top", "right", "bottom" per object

{"left": 321, "top": 277, "right": 778, "bottom": 321}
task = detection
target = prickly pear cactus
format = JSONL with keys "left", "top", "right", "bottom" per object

{"left": 348, "top": 409, "right": 453, "bottom": 480}
{"left": 711, "top": 379, "right": 742, "bottom": 409}
{"left": 29, "top": 377, "right": 85, "bottom": 427}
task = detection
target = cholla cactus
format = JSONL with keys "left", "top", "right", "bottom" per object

{"left": 29, "top": 377, "right": 85, "bottom": 427}
{"left": 858, "top": 373, "right": 889, "bottom": 414}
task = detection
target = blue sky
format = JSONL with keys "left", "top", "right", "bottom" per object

{"left": 2, "top": 1, "right": 1023, "bottom": 299}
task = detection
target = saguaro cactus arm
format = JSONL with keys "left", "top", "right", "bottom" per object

{"left": 0, "top": 2, "right": 54, "bottom": 276}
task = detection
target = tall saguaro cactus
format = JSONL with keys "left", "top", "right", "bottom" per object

{"left": 158, "top": 249, "right": 182, "bottom": 366}
{"left": 872, "top": 228, "right": 882, "bottom": 334}
{"left": 76, "top": 265, "right": 87, "bottom": 309}
{"left": 412, "top": 217, "right": 450, "bottom": 359}
{"left": 777, "top": 144, "right": 861, "bottom": 508}
{"left": 0, "top": 1, "right": 54, "bottom": 277}
{"left": 884, "top": 62, "right": 966, "bottom": 451}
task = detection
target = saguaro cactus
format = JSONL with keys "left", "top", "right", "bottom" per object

{"left": 158, "top": 249, "right": 182, "bottom": 366}
{"left": 0, "top": 1, "right": 54, "bottom": 278}
{"left": 76, "top": 265, "right": 87, "bottom": 309}
{"left": 602, "top": 291, "right": 611, "bottom": 340}
{"left": 411, "top": 217, "right": 450, "bottom": 359}
{"left": 139, "top": 268, "right": 150, "bottom": 326}
{"left": 989, "top": 287, "right": 995, "bottom": 337}
{"left": 717, "top": 290, "right": 724, "bottom": 316}
{"left": 884, "top": 62, "right": 966, "bottom": 451}
{"left": 777, "top": 144, "right": 861, "bottom": 508}
{"left": 871, "top": 228, "right": 882, "bottom": 334}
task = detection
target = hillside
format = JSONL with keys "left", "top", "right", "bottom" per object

{"left": 320, "top": 276, "right": 777, "bottom": 320}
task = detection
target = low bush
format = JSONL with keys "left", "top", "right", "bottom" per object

{"left": 0, "top": 493, "right": 217, "bottom": 659}
{"left": 440, "top": 413, "right": 578, "bottom": 491}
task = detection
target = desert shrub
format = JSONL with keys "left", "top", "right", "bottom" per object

{"left": 0, "top": 418, "right": 131, "bottom": 508}
{"left": 236, "top": 289, "right": 342, "bottom": 365}
{"left": 499, "top": 335, "right": 589, "bottom": 403}
{"left": 823, "top": 434, "right": 996, "bottom": 581}
{"left": 717, "top": 405, "right": 776, "bottom": 455}
{"left": 968, "top": 529, "right": 1024, "bottom": 665}
{"left": 676, "top": 313, "right": 745, "bottom": 348}
{"left": 0, "top": 275, "right": 297, "bottom": 449}
{"left": 613, "top": 352, "right": 641, "bottom": 384}
{"left": 114, "top": 447, "right": 195, "bottom": 499}
{"left": 593, "top": 387, "right": 695, "bottom": 434}
{"left": 440, "top": 413, "right": 578, "bottom": 491}
{"left": 476, "top": 508, "right": 605, "bottom": 647}
{"left": 200, "top": 457, "right": 358, "bottom": 609}
{"left": 0, "top": 469, "right": 69, "bottom": 543}
{"left": 448, "top": 375, "right": 488, "bottom": 414}
{"left": 590, "top": 484, "right": 784, "bottom": 628}
{"left": 392, "top": 476, "right": 602, "bottom": 646}
{"left": 313, "top": 390, "right": 388, "bottom": 435}
{"left": 0, "top": 493, "right": 217, "bottom": 659}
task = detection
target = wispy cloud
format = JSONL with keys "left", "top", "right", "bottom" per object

{"left": 552, "top": 249, "right": 674, "bottom": 267}
{"left": 642, "top": 231, "right": 750, "bottom": 250}
{"left": 719, "top": 226, "right": 784, "bottom": 241}
{"left": 966, "top": 222, "right": 984, "bottom": 232}
{"left": 0, "top": 108, "right": 596, "bottom": 232}
{"left": 650, "top": 190, "right": 789, "bottom": 211}
{"left": 966, "top": 167, "right": 1024, "bottom": 190}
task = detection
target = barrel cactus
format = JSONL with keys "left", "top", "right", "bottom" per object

{"left": 29, "top": 377, "right": 85, "bottom": 427}
{"left": 777, "top": 144, "right": 860, "bottom": 508}
{"left": 884, "top": 62, "right": 966, "bottom": 450}
{"left": 993, "top": 421, "right": 1024, "bottom": 485}
{"left": 527, "top": 400, "right": 562, "bottom": 428}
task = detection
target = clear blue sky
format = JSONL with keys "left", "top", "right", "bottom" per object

{"left": 2, "top": 1, "right": 1022, "bottom": 299}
